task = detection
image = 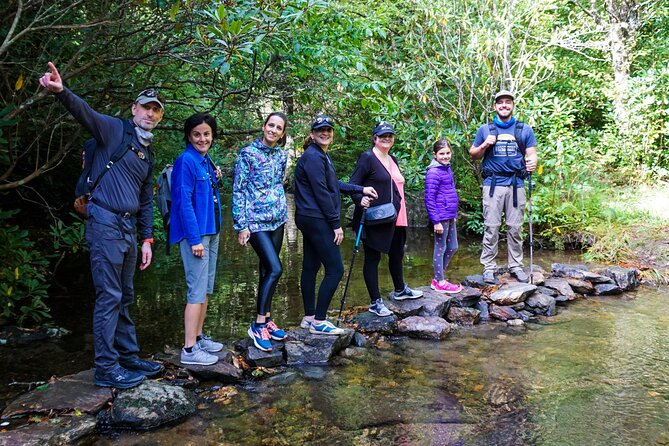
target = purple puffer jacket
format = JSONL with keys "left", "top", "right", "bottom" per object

{"left": 424, "top": 159, "right": 459, "bottom": 224}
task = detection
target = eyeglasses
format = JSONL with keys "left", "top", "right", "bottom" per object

{"left": 377, "top": 133, "right": 394, "bottom": 139}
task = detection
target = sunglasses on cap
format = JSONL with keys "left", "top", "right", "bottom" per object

{"left": 138, "top": 88, "right": 159, "bottom": 98}
{"left": 313, "top": 116, "right": 334, "bottom": 125}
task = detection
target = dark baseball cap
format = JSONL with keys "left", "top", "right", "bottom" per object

{"left": 494, "top": 90, "right": 515, "bottom": 103}
{"left": 373, "top": 121, "right": 395, "bottom": 136}
{"left": 135, "top": 88, "right": 164, "bottom": 109}
{"left": 311, "top": 114, "right": 334, "bottom": 130}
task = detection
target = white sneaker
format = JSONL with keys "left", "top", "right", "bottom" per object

{"left": 309, "top": 320, "right": 344, "bottom": 335}
{"left": 300, "top": 316, "right": 314, "bottom": 329}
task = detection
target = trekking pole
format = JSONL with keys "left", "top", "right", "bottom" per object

{"left": 337, "top": 212, "right": 366, "bottom": 327}
{"left": 528, "top": 173, "right": 534, "bottom": 284}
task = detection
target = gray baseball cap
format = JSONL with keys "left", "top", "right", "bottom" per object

{"left": 494, "top": 90, "right": 515, "bottom": 102}
{"left": 135, "top": 88, "right": 164, "bottom": 109}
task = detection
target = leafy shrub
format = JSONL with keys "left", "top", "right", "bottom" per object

{"left": 0, "top": 210, "right": 51, "bottom": 326}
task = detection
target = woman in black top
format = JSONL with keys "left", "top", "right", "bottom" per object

{"left": 294, "top": 115, "right": 377, "bottom": 334}
{"left": 350, "top": 121, "right": 424, "bottom": 317}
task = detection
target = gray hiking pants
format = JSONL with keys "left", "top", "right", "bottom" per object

{"left": 480, "top": 185, "right": 525, "bottom": 272}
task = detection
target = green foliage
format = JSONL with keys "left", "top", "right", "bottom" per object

{"left": 1, "top": 0, "right": 669, "bottom": 311}
{"left": 50, "top": 214, "right": 86, "bottom": 254}
{"left": 0, "top": 210, "right": 51, "bottom": 326}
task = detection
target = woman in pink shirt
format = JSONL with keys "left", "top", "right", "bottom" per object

{"left": 349, "top": 122, "right": 423, "bottom": 317}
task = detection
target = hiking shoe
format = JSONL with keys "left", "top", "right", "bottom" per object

{"left": 431, "top": 278, "right": 463, "bottom": 294}
{"left": 300, "top": 316, "right": 314, "bottom": 329}
{"left": 511, "top": 268, "right": 529, "bottom": 283}
{"left": 197, "top": 333, "right": 223, "bottom": 353}
{"left": 266, "top": 318, "right": 287, "bottom": 340}
{"left": 369, "top": 298, "right": 393, "bottom": 317}
{"left": 309, "top": 320, "right": 344, "bottom": 336}
{"left": 483, "top": 270, "right": 497, "bottom": 284}
{"left": 119, "top": 356, "right": 164, "bottom": 376}
{"left": 390, "top": 284, "right": 424, "bottom": 300}
{"left": 94, "top": 364, "right": 145, "bottom": 389}
{"left": 180, "top": 344, "right": 218, "bottom": 366}
{"left": 248, "top": 322, "right": 273, "bottom": 352}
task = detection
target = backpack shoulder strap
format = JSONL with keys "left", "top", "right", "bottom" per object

{"left": 515, "top": 121, "right": 525, "bottom": 155}
{"left": 90, "top": 119, "right": 135, "bottom": 192}
{"left": 488, "top": 122, "right": 497, "bottom": 137}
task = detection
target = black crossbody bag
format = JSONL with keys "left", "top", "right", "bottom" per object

{"left": 364, "top": 157, "right": 398, "bottom": 226}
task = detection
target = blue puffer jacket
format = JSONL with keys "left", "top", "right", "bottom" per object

{"left": 424, "top": 159, "right": 459, "bottom": 224}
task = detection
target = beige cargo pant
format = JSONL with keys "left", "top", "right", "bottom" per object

{"left": 480, "top": 185, "right": 526, "bottom": 272}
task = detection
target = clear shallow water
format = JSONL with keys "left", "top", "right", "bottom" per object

{"left": 1, "top": 199, "right": 668, "bottom": 445}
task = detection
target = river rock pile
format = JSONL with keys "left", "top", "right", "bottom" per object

{"left": 349, "top": 263, "right": 640, "bottom": 335}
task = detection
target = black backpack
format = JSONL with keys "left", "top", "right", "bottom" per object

{"left": 154, "top": 164, "right": 173, "bottom": 254}
{"left": 488, "top": 121, "right": 526, "bottom": 154}
{"left": 73, "top": 120, "right": 135, "bottom": 216}
{"left": 154, "top": 158, "right": 220, "bottom": 255}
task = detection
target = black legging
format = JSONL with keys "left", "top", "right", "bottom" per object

{"left": 363, "top": 226, "right": 406, "bottom": 302}
{"left": 249, "top": 225, "right": 284, "bottom": 315}
{"left": 296, "top": 215, "right": 345, "bottom": 320}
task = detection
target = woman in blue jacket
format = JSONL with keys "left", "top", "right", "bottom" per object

{"left": 294, "top": 115, "right": 377, "bottom": 334}
{"left": 170, "top": 113, "right": 223, "bottom": 366}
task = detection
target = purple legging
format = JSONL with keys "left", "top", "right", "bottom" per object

{"left": 433, "top": 219, "right": 458, "bottom": 281}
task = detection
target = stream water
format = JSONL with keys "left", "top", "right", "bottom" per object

{"left": 1, "top": 201, "right": 668, "bottom": 445}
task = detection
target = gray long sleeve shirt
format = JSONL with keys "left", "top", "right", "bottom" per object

{"left": 57, "top": 88, "right": 154, "bottom": 239}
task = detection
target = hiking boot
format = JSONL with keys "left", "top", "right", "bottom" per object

{"left": 483, "top": 270, "right": 497, "bottom": 284}
{"left": 309, "top": 320, "right": 344, "bottom": 336}
{"left": 119, "top": 356, "right": 164, "bottom": 376}
{"left": 197, "top": 333, "right": 223, "bottom": 353}
{"left": 94, "top": 364, "right": 145, "bottom": 389}
{"left": 300, "top": 316, "right": 314, "bottom": 329}
{"left": 511, "top": 268, "right": 529, "bottom": 283}
{"left": 248, "top": 322, "right": 273, "bottom": 352}
{"left": 390, "top": 284, "right": 424, "bottom": 300}
{"left": 265, "top": 318, "right": 287, "bottom": 340}
{"left": 430, "top": 278, "right": 463, "bottom": 294}
{"left": 369, "top": 298, "right": 393, "bottom": 317}
{"left": 180, "top": 344, "right": 218, "bottom": 366}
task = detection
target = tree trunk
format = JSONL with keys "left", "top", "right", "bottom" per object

{"left": 609, "top": 21, "right": 631, "bottom": 133}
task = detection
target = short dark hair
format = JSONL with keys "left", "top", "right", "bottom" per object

{"left": 183, "top": 113, "right": 218, "bottom": 143}
{"left": 433, "top": 139, "right": 451, "bottom": 153}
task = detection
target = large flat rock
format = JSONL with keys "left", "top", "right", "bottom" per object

{"left": 349, "top": 311, "right": 398, "bottom": 334}
{"left": 1, "top": 369, "right": 111, "bottom": 419}
{"left": 488, "top": 283, "right": 537, "bottom": 305}
{"left": 158, "top": 348, "right": 243, "bottom": 383}
{"left": 551, "top": 263, "right": 613, "bottom": 284}
{"left": 284, "top": 328, "right": 354, "bottom": 365}
{"left": 0, "top": 414, "right": 97, "bottom": 446}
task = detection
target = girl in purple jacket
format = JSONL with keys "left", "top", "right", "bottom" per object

{"left": 424, "top": 140, "right": 463, "bottom": 293}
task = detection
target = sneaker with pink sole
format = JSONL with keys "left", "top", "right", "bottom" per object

{"left": 431, "top": 278, "right": 463, "bottom": 294}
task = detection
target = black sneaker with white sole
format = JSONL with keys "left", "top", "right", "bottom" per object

{"left": 94, "top": 364, "right": 145, "bottom": 389}
{"left": 389, "top": 284, "right": 424, "bottom": 300}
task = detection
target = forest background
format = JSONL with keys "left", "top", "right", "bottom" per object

{"left": 1, "top": 0, "right": 668, "bottom": 326}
